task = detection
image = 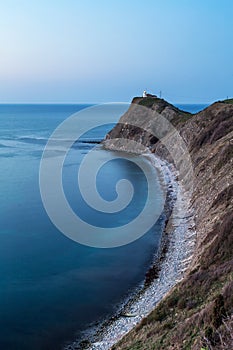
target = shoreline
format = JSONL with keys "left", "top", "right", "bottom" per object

{"left": 65, "top": 152, "right": 196, "bottom": 350}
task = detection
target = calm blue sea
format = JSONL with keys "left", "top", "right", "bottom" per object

{"left": 0, "top": 103, "right": 206, "bottom": 349}
{"left": 175, "top": 104, "right": 208, "bottom": 114}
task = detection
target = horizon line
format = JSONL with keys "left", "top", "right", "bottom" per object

{"left": 0, "top": 101, "right": 213, "bottom": 105}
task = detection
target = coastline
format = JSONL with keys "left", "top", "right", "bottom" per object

{"left": 65, "top": 151, "right": 196, "bottom": 350}
{"left": 64, "top": 98, "right": 233, "bottom": 349}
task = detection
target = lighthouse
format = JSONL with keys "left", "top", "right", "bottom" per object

{"left": 143, "top": 90, "right": 147, "bottom": 98}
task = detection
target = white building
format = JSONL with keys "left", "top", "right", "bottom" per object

{"left": 143, "top": 90, "right": 147, "bottom": 98}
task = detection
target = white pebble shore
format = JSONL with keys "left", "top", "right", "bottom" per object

{"left": 66, "top": 156, "right": 196, "bottom": 350}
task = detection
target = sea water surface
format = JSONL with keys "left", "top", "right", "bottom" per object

{"left": 0, "top": 104, "right": 207, "bottom": 349}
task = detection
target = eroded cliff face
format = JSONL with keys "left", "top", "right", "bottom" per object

{"left": 103, "top": 97, "right": 233, "bottom": 349}
{"left": 104, "top": 97, "right": 188, "bottom": 153}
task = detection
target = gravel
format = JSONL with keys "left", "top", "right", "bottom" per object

{"left": 65, "top": 155, "right": 196, "bottom": 350}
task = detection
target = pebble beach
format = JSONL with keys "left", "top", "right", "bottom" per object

{"left": 65, "top": 154, "right": 196, "bottom": 350}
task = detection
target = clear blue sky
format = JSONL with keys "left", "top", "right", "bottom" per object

{"left": 0, "top": 0, "right": 232, "bottom": 103}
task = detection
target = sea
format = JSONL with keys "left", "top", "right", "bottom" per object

{"left": 0, "top": 103, "right": 208, "bottom": 349}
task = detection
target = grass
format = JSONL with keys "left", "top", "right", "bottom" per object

{"left": 106, "top": 95, "right": 233, "bottom": 350}
{"left": 138, "top": 97, "right": 161, "bottom": 108}
{"left": 138, "top": 97, "right": 193, "bottom": 126}
{"left": 171, "top": 112, "right": 193, "bottom": 126}
{"left": 117, "top": 179, "right": 233, "bottom": 349}
{"left": 115, "top": 212, "right": 233, "bottom": 349}
{"left": 223, "top": 98, "right": 233, "bottom": 104}
{"left": 192, "top": 110, "right": 233, "bottom": 149}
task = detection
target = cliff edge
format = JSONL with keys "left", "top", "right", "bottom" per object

{"left": 104, "top": 96, "right": 233, "bottom": 349}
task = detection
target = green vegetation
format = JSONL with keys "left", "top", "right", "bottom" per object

{"left": 111, "top": 148, "right": 233, "bottom": 349}
{"left": 107, "top": 97, "right": 233, "bottom": 350}
{"left": 138, "top": 97, "right": 193, "bottom": 125}
{"left": 118, "top": 268, "right": 232, "bottom": 349}
{"left": 171, "top": 112, "right": 193, "bottom": 126}
{"left": 115, "top": 207, "right": 233, "bottom": 349}
{"left": 223, "top": 98, "right": 233, "bottom": 104}
{"left": 138, "top": 97, "right": 160, "bottom": 108}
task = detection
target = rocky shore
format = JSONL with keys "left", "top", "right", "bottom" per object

{"left": 85, "top": 160, "right": 196, "bottom": 350}
{"left": 66, "top": 96, "right": 233, "bottom": 350}
{"left": 65, "top": 152, "right": 196, "bottom": 350}
{"left": 105, "top": 97, "right": 233, "bottom": 350}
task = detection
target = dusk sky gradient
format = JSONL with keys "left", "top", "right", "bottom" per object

{"left": 0, "top": 0, "right": 232, "bottom": 103}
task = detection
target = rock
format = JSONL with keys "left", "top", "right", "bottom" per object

{"left": 101, "top": 97, "right": 233, "bottom": 350}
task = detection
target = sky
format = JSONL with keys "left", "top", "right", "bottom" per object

{"left": 0, "top": 0, "right": 232, "bottom": 103}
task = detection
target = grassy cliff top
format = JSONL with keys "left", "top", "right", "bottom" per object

{"left": 222, "top": 98, "right": 233, "bottom": 104}
{"left": 107, "top": 98, "right": 233, "bottom": 350}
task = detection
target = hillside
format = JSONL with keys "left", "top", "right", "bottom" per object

{"left": 103, "top": 97, "right": 233, "bottom": 349}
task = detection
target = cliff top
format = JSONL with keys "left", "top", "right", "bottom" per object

{"left": 104, "top": 96, "right": 233, "bottom": 350}
{"left": 132, "top": 95, "right": 190, "bottom": 115}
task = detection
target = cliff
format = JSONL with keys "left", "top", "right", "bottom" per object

{"left": 103, "top": 96, "right": 233, "bottom": 349}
